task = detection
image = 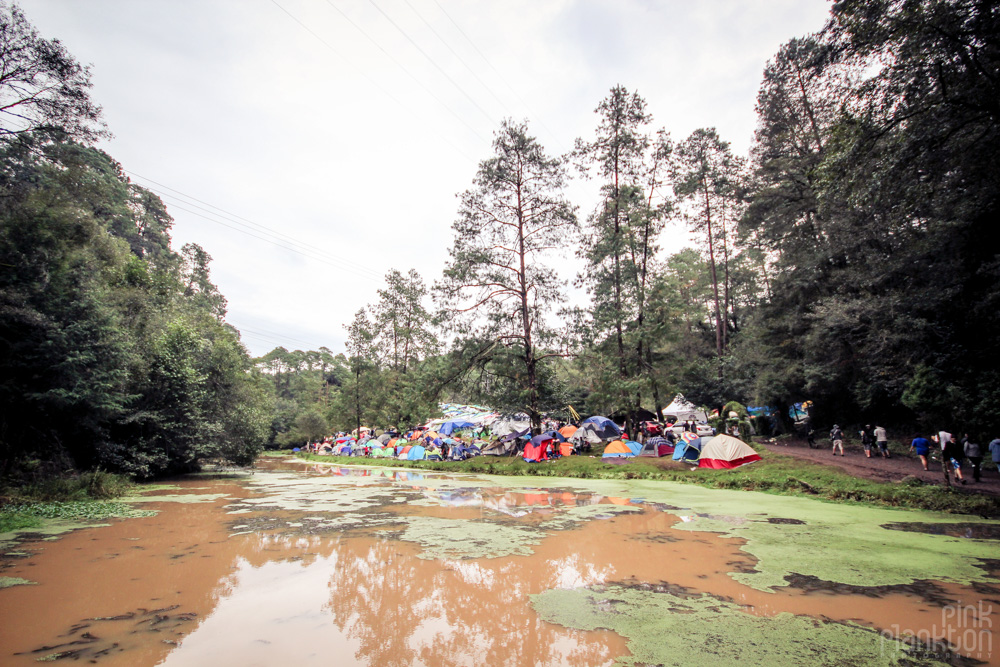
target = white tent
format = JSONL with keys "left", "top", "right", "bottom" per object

{"left": 661, "top": 394, "right": 709, "bottom": 423}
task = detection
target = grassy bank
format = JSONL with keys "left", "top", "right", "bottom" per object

{"left": 289, "top": 446, "right": 1000, "bottom": 518}
{"left": 0, "top": 470, "right": 136, "bottom": 533}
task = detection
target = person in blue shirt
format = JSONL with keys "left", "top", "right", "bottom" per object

{"left": 909, "top": 436, "right": 932, "bottom": 471}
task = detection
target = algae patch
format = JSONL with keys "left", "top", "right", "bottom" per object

{"left": 531, "top": 585, "right": 945, "bottom": 666}
{"left": 391, "top": 515, "right": 542, "bottom": 560}
{"left": 0, "top": 576, "right": 36, "bottom": 588}
{"left": 538, "top": 503, "right": 642, "bottom": 531}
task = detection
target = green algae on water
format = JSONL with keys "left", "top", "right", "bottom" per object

{"left": 519, "top": 476, "right": 1000, "bottom": 592}
{"left": 0, "top": 576, "right": 36, "bottom": 588}
{"left": 391, "top": 515, "right": 542, "bottom": 560}
{"left": 531, "top": 585, "right": 946, "bottom": 666}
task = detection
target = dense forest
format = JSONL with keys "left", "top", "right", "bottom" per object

{"left": 0, "top": 4, "right": 270, "bottom": 479}
{"left": 2, "top": 0, "right": 997, "bottom": 481}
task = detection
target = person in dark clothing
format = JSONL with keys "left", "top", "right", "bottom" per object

{"left": 962, "top": 435, "right": 982, "bottom": 483}
{"left": 860, "top": 425, "right": 875, "bottom": 458}
{"left": 943, "top": 436, "right": 967, "bottom": 484}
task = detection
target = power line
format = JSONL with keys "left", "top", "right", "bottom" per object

{"left": 364, "top": 0, "right": 497, "bottom": 127}
{"left": 269, "top": 0, "right": 486, "bottom": 157}
{"left": 125, "top": 170, "right": 386, "bottom": 283}
{"left": 238, "top": 324, "right": 333, "bottom": 349}
{"left": 160, "top": 198, "right": 385, "bottom": 284}
{"left": 400, "top": 0, "right": 513, "bottom": 115}
{"left": 428, "top": 0, "right": 567, "bottom": 152}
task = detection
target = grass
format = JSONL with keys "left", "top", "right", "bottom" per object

{"left": 290, "top": 443, "right": 1000, "bottom": 518}
{"left": 0, "top": 469, "right": 139, "bottom": 533}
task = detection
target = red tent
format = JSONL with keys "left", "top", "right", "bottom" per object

{"left": 523, "top": 435, "right": 552, "bottom": 462}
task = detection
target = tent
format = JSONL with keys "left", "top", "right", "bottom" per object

{"left": 440, "top": 420, "right": 475, "bottom": 436}
{"left": 491, "top": 414, "right": 531, "bottom": 438}
{"left": 540, "top": 430, "right": 567, "bottom": 442}
{"left": 638, "top": 435, "right": 673, "bottom": 457}
{"left": 558, "top": 425, "right": 578, "bottom": 438}
{"left": 602, "top": 439, "right": 641, "bottom": 458}
{"left": 579, "top": 416, "right": 623, "bottom": 441}
{"left": 662, "top": 394, "right": 709, "bottom": 423}
{"left": 558, "top": 441, "right": 574, "bottom": 457}
{"left": 672, "top": 436, "right": 703, "bottom": 463}
{"left": 697, "top": 434, "right": 761, "bottom": 469}
{"left": 482, "top": 439, "right": 517, "bottom": 456}
{"left": 407, "top": 445, "right": 427, "bottom": 460}
{"left": 523, "top": 435, "right": 552, "bottom": 462}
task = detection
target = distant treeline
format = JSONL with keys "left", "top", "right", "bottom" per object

{"left": 265, "top": 0, "right": 999, "bottom": 444}
{"left": 3, "top": 0, "right": 998, "bottom": 482}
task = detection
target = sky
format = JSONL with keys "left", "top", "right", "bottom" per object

{"left": 21, "top": 0, "right": 832, "bottom": 358}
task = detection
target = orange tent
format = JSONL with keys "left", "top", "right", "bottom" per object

{"left": 603, "top": 440, "right": 631, "bottom": 455}
{"left": 559, "top": 442, "right": 574, "bottom": 457}
{"left": 559, "top": 425, "right": 578, "bottom": 438}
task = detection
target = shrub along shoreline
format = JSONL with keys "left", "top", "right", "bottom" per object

{"left": 287, "top": 446, "right": 1000, "bottom": 518}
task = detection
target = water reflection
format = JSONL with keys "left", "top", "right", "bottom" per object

{"left": 160, "top": 532, "right": 623, "bottom": 667}
{"left": 3, "top": 461, "right": 999, "bottom": 666}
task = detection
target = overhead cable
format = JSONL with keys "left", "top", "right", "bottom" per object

{"left": 270, "top": 0, "right": 486, "bottom": 156}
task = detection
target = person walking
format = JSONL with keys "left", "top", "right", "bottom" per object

{"left": 909, "top": 435, "right": 931, "bottom": 471}
{"left": 874, "top": 425, "right": 890, "bottom": 458}
{"left": 940, "top": 430, "right": 966, "bottom": 485}
{"left": 830, "top": 424, "right": 845, "bottom": 456}
{"left": 860, "top": 425, "right": 875, "bottom": 458}
{"left": 962, "top": 435, "right": 982, "bottom": 483}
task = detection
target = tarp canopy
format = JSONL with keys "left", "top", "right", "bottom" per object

{"left": 440, "top": 420, "right": 475, "bottom": 435}
{"left": 500, "top": 427, "right": 530, "bottom": 443}
{"left": 609, "top": 408, "right": 658, "bottom": 424}
{"left": 492, "top": 414, "right": 531, "bottom": 438}
{"left": 540, "top": 430, "right": 567, "bottom": 442}
{"left": 662, "top": 394, "right": 709, "bottom": 423}
{"left": 697, "top": 434, "right": 762, "bottom": 469}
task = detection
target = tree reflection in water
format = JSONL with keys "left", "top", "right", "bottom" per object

{"left": 320, "top": 532, "right": 622, "bottom": 667}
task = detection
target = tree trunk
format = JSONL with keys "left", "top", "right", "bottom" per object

{"left": 701, "top": 174, "right": 724, "bottom": 375}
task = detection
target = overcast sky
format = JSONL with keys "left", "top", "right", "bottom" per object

{"left": 22, "top": 0, "right": 831, "bottom": 357}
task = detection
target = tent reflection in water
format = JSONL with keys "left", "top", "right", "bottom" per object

{"left": 697, "top": 434, "right": 761, "bottom": 469}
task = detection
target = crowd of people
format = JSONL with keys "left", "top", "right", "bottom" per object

{"left": 824, "top": 424, "right": 1000, "bottom": 484}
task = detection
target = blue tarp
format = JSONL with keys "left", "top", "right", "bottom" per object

{"left": 440, "top": 420, "right": 475, "bottom": 435}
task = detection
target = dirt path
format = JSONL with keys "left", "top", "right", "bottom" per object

{"left": 763, "top": 438, "right": 1000, "bottom": 497}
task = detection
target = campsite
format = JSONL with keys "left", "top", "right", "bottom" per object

{"left": 3, "top": 1, "right": 1000, "bottom": 665}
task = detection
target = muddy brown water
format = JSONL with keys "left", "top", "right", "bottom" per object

{"left": 1, "top": 458, "right": 997, "bottom": 665}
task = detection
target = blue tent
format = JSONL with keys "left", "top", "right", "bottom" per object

{"left": 440, "top": 420, "right": 475, "bottom": 435}
{"left": 580, "top": 416, "right": 622, "bottom": 440}
{"left": 672, "top": 437, "right": 703, "bottom": 462}
{"left": 624, "top": 440, "right": 643, "bottom": 455}
{"left": 406, "top": 445, "right": 427, "bottom": 460}
{"left": 540, "top": 430, "right": 567, "bottom": 442}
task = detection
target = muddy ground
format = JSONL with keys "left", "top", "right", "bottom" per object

{"left": 765, "top": 437, "right": 1000, "bottom": 497}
